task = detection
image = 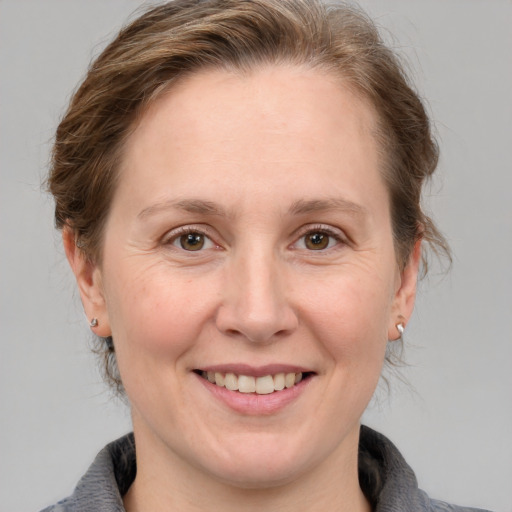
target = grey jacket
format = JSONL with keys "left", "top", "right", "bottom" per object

{"left": 40, "top": 426, "right": 491, "bottom": 512}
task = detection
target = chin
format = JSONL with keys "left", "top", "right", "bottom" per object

{"left": 209, "top": 462, "right": 304, "bottom": 490}
{"left": 198, "top": 437, "right": 317, "bottom": 490}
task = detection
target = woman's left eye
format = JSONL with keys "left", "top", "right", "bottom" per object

{"left": 169, "top": 231, "right": 215, "bottom": 251}
{"left": 295, "top": 230, "right": 341, "bottom": 251}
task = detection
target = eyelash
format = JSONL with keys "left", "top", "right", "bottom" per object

{"left": 162, "top": 225, "right": 217, "bottom": 252}
{"left": 162, "top": 224, "right": 346, "bottom": 253}
{"left": 293, "top": 224, "right": 346, "bottom": 252}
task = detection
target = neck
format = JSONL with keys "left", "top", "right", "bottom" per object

{"left": 123, "top": 423, "right": 371, "bottom": 512}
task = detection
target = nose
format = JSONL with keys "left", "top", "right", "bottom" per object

{"left": 215, "top": 250, "right": 298, "bottom": 344}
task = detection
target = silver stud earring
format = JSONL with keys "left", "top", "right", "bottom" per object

{"left": 90, "top": 318, "right": 98, "bottom": 328}
{"left": 396, "top": 323, "right": 404, "bottom": 339}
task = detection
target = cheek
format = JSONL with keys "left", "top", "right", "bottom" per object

{"left": 299, "top": 270, "right": 393, "bottom": 365}
{"left": 104, "top": 262, "right": 219, "bottom": 360}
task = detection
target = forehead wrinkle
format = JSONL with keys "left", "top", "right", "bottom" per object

{"left": 137, "top": 198, "right": 231, "bottom": 219}
{"left": 289, "top": 198, "right": 368, "bottom": 218}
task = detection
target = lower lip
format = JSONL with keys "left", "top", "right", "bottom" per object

{"left": 195, "top": 373, "right": 312, "bottom": 415}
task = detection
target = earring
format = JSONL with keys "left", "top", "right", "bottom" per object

{"left": 396, "top": 322, "right": 404, "bottom": 339}
{"left": 90, "top": 318, "right": 98, "bottom": 328}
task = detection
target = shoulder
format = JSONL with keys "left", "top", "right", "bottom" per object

{"left": 39, "top": 434, "right": 135, "bottom": 512}
{"left": 40, "top": 500, "right": 72, "bottom": 512}
{"left": 427, "top": 497, "right": 492, "bottom": 512}
{"left": 359, "top": 426, "right": 493, "bottom": 512}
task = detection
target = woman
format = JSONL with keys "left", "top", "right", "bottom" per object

{"left": 41, "top": 0, "right": 492, "bottom": 510}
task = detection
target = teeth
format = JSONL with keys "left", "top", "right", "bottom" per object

{"left": 238, "top": 375, "right": 256, "bottom": 393}
{"left": 273, "top": 373, "right": 285, "bottom": 391}
{"left": 255, "top": 375, "right": 275, "bottom": 395}
{"left": 224, "top": 373, "right": 238, "bottom": 391}
{"left": 202, "top": 370, "right": 306, "bottom": 394}
{"left": 285, "top": 372, "right": 295, "bottom": 388}
{"left": 214, "top": 372, "right": 225, "bottom": 386}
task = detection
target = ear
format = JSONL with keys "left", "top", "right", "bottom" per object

{"left": 63, "top": 226, "right": 111, "bottom": 337}
{"left": 388, "top": 239, "right": 422, "bottom": 341}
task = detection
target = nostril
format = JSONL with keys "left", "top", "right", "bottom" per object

{"left": 214, "top": 278, "right": 299, "bottom": 343}
{"left": 224, "top": 328, "right": 242, "bottom": 337}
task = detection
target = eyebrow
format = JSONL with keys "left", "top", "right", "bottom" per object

{"left": 138, "top": 199, "right": 229, "bottom": 219}
{"left": 288, "top": 198, "right": 368, "bottom": 217}
{"left": 137, "top": 196, "right": 368, "bottom": 220}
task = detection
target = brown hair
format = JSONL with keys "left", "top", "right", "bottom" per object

{"left": 48, "top": 0, "right": 449, "bottom": 390}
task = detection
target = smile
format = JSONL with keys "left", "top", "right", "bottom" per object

{"left": 197, "top": 370, "right": 311, "bottom": 395}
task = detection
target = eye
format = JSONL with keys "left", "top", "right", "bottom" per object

{"left": 303, "top": 232, "right": 331, "bottom": 250}
{"left": 294, "top": 227, "right": 344, "bottom": 251}
{"left": 168, "top": 229, "right": 215, "bottom": 251}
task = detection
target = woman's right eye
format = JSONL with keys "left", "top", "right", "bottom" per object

{"left": 167, "top": 230, "right": 215, "bottom": 251}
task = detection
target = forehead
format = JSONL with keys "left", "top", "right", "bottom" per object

{"left": 125, "top": 65, "right": 377, "bottom": 161}
{"left": 117, "top": 65, "right": 384, "bottom": 210}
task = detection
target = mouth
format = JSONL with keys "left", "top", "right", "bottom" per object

{"left": 194, "top": 369, "right": 315, "bottom": 395}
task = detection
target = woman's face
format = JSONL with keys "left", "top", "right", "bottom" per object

{"left": 72, "top": 66, "right": 418, "bottom": 487}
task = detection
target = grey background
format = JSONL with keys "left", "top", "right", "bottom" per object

{"left": 1, "top": 1, "right": 510, "bottom": 511}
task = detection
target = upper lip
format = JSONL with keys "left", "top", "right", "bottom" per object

{"left": 195, "top": 363, "right": 314, "bottom": 378}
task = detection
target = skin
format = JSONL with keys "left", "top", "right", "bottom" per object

{"left": 64, "top": 65, "right": 420, "bottom": 512}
